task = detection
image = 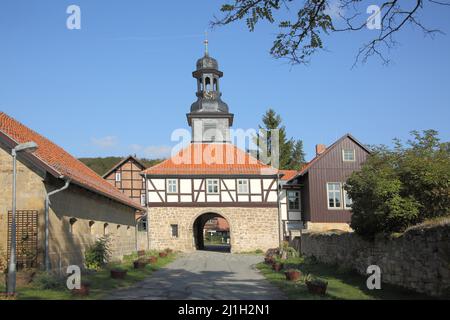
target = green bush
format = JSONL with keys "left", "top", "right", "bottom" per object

{"left": 84, "top": 235, "right": 111, "bottom": 270}
{"left": 346, "top": 130, "right": 450, "bottom": 239}
{"left": 33, "top": 272, "right": 65, "bottom": 290}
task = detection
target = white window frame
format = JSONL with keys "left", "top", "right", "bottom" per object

{"left": 115, "top": 172, "right": 121, "bottom": 182}
{"left": 287, "top": 190, "right": 301, "bottom": 211}
{"left": 206, "top": 179, "right": 220, "bottom": 194}
{"left": 327, "top": 182, "right": 343, "bottom": 210}
{"left": 237, "top": 179, "right": 249, "bottom": 194}
{"left": 342, "top": 149, "right": 356, "bottom": 162}
{"left": 167, "top": 179, "right": 178, "bottom": 194}
{"left": 140, "top": 193, "right": 146, "bottom": 206}
{"left": 343, "top": 189, "right": 353, "bottom": 210}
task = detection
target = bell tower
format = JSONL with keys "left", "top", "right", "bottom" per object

{"left": 187, "top": 39, "right": 234, "bottom": 143}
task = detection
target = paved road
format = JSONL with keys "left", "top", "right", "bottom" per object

{"left": 106, "top": 250, "right": 286, "bottom": 300}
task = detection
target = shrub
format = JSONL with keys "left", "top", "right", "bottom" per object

{"left": 346, "top": 130, "right": 450, "bottom": 239}
{"left": 84, "top": 235, "right": 111, "bottom": 270}
{"left": 33, "top": 272, "right": 65, "bottom": 290}
{"left": 0, "top": 248, "right": 7, "bottom": 274}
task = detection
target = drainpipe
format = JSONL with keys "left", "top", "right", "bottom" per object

{"left": 45, "top": 177, "right": 70, "bottom": 271}
{"left": 135, "top": 212, "right": 148, "bottom": 252}
{"left": 276, "top": 174, "right": 283, "bottom": 247}
{"left": 145, "top": 174, "right": 150, "bottom": 250}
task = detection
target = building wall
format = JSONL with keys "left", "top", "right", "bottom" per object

{"left": 148, "top": 206, "right": 280, "bottom": 253}
{"left": 0, "top": 146, "right": 137, "bottom": 271}
{"left": 307, "top": 137, "right": 369, "bottom": 224}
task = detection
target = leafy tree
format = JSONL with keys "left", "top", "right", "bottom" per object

{"left": 212, "top": 0, "right": 449, "bottom": 66}
{"left": 255, "top": 108, "right": 305, "bottom": 170}
{"left": 346, "top": 130, "right": 450, "bottom": 239}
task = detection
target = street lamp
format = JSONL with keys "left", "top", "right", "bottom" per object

{"left": 7, "top": 141, "right": 38, "bottom": 296}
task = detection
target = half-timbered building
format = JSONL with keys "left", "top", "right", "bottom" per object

{"left": 142, "top": 44, "right": 282, "bottom": 253}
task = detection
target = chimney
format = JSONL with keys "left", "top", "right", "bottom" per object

{"left": 316, "top": 144, "right": 326, "bottom": 156}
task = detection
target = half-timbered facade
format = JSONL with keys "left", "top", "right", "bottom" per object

{"left": 103, "top": 156, "right": 147, "bottom": 206}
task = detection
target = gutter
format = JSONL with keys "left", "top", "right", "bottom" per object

{"left": 44, "top": 177, "right": 71, "bottom": 271}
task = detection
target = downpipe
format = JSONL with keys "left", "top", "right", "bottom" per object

{"left": 44, "top": 177, "right": 70, "bottom": 271}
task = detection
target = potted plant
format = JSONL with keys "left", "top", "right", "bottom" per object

{"left": 264, "top": 256, "right": 275, "bottom": 265}
{"left": 148, "top": 256, "right": 158, "bottom": 264}
{"left": 72, "top": 281, "right": 91, "bottom": 297}
{"left": 284, "top": 269, "right": 301, "bottom": 281}
{"left": 110, "top": 268, "right": 128, "bottom": 279}
{"left": 159, "top": 252, "right": 167, "bottom": 258}
{"left": 272, "top": 262, "right": 284, "bottom": 272}
{"left": 133, "top": 259, "right": 148, "bottom": 269}
{"left": 164, "top": 248, "right": 173, "bottom": 254}
{"left": 305, "top": 275, "right": 328, "bottom": 295}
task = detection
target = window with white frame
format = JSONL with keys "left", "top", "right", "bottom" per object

{"left": 115, "top": 172, "right": 121, "bottom": 182}
{"left": 327, "top": 183, "right": 342, "bottom": 209}
{"left": 167, "top": 179, "right": 178, "bottom": 194}
{"left": 237, "top": 179, "right": 249, "bottom": 194}
{"left": 171, "top": 224, "right": 179, "bottom": 238}
{"left": 344, "top": 189, "right": 353, "bottom": 209}
{"left": 342, "top": 149, "right": 356, "bottom": 162}
{"left": 288, "top": 191, "right": 300, "bottom": 211}
{"left": 207, "top": 179, "right": 219, "bottom": 194}
{"left": 140, "top": 193, "right": 146, "bottom": 206}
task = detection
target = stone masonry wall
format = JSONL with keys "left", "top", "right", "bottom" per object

{"left": 0, "top": 146, "right": 137, "bottom": 272}
{"left": 300, "top": 224, "right": 450, "bottom": 297}
{"left": 149, "top": 207, "right": 280, "bottom": 253}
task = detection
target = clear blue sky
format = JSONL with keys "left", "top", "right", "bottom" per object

{"left": 1, "top": 0, "right": 449, "bottom": 160}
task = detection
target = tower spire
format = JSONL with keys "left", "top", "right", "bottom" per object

{"left": 204, "top": 31, "right": 209, "bottom": 56}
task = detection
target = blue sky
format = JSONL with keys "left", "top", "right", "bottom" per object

{"left": 1, "top": 0, "right": 449, "bottom": 160}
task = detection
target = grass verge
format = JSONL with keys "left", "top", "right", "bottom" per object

{"left": 257, "top": 256, "right": 431, "bottom": 300}
{"left": 0, "top": 250, "right": 177, "bottom": 300}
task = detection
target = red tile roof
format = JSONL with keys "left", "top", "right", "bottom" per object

{"left": 0, "top": 112, "right": 144, "bottom": 211}
{"left": 143, "top": 143, "right": 279, "bottom": 176}
{"left": 278, "top": 170, "right": 299, "bottom": 181}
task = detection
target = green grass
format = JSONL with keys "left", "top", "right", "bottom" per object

{"left": 257, "top": 256, "right": 431, "bottom": 300}
{"left": 1, "top": 251, "right": 176, "bottom": 300}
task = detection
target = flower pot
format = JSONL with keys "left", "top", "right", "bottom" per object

{"left": 72, "top": 283, "right": 90, "bottom": 297}
{"left": 137, "top": 250, "right": 146, "bottom": 257}
{"left": 285, "top": 270, "right": 301, "bottom": 281}
{"left": 159, "top": 252, "right": 167, "bottom": 258}
{"left": 110, "top": 269, "right": 128, "bottom": 279}
{"left": 148, "top": 256, "right": 158, "bottom": 264}
{"left": 306, "top": 280, "right": 328, "bottom": 295}
{"left": 272, "top": 263, "right": 284, "bottom": 272}
{"left": 133, "top": 260, "right": 147, "bottom": 269}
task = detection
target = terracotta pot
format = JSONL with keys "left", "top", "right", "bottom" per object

{"left": 159, "top": 252, "right": 167, "bottom": 258}
{"left": 137, "top": 250, "right": 146, "bottom": 257}
{"left": 72, "top": 283, "right": 90, "bottom": 296}
{"left": 285, "top": 270, "right": 301, "bottom": 281}
{"left": 306, "top": 281, "right": 328, "bottom": 295}
{"left": 133, "top": 260, "right": 147, "bottom": 269}
{"left": 110, "top": 269, "right": 128, "bottom": 279}
{"left": 272, "top": 263, "right": 284, "bottom": 272}
{"left": 148, "top": 256, "right": 158, "bottom": 264}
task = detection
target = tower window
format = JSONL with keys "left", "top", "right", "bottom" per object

{"left": 213, "top": 78, "right": 218, "bottom": 91}
{"left": 205, "top": 77, "right": 211, "bottom": 91}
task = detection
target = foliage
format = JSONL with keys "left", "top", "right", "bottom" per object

{"left": 254, "top": 108, "right": 306, "bottom": 170}
{"left": 84, "top": 236, "right": 112, "bottom": 270}
{"left": 212, "top": 1, "right": 449, "bottom": 66}
{"left": 79, "top": 157, "right": 164, "bottom": 176}
{"left": 346, "top": 130, "right": 450, "bottom": 239}
{"left": 0, "top": 248, "right": 7, "bottom": 273}
{"left": 33, "top": 272, "right": 65, "bottom": 290}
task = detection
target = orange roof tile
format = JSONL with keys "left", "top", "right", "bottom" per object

{"left": 0, "top": 112, "right": 143, "bottom": 211}
{"left": 278, "top": 170, "right": 299, "bottom": 181}
{"left": 143, "top": 143, "right": 279, "bottom": 176}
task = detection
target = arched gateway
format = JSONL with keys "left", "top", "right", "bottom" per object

{"left": 143, "top": 43, "right": 281, "bottom": 254}
{"left": 193, "top": 212, "right": 231, "bottom": 252}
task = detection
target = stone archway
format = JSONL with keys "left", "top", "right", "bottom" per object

{"left": 192, "top": 212, "right": 231, "bottom": 252}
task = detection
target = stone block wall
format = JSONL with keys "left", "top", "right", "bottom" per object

{"left": 149, "top": 206, "right": 280, "bottom": 253}
{"left": 300, "top": 224, "right": 450, "bottom": 297}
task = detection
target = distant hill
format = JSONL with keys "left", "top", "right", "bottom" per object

{"left": 79, "top": 157, "right": 164, "bottom": 176}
